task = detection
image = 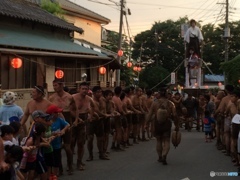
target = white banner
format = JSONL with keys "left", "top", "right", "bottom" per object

{"left": 171, "top": 72, "right": 176, "bottom": 84}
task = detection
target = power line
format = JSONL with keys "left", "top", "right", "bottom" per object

{"left": 127, "top": 1, "right": 221, "bottom": 11}
{"left": 188, "top": 0, "right": 214, "bottom": 19}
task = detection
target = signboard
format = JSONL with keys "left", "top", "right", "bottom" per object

{"left": 181, "top": 24, "right": 189, "bottom": 38}
{"left": 171, "top": 72, "right": 176, "bottom": 84}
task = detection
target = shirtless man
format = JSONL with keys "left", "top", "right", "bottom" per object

{"left": 72, "top": 82, "right": 94, "bottom": 170}
{"left": 48, "top": 79, "right": 77, "bottom": 175}
{"left": 21, "top": 86, "right": 52, "bottom": 132}
{"left": 214, "top": 90, "right": 226, "bottom": 148}
{"left": 228, "top": 89, "right": 240, "bottom": 165}
{"left": 215, "top": 85, "right": 234, "bottom": 151}
{"left": 131, "top": 88, "right": 145, "bottom": 142}
{"left": 86, "top": 86, "right": 109, "bottom": 161}
{"left": 112, "top": 86, "right": 125, "bottom": 150}
{"left": 145, "top": 89, "right": 154, "bottom": 139}
{"left": 102, "top": 90, "right": 119, "bottom": 155}
{"left": 123, "top": 88, "right": 141, "bottom": 145}
{"left": 197, "top": 94, "right": 206, "bottom": 131}
{"left": 147, "top": 88, "right": 178, "bottom": 165}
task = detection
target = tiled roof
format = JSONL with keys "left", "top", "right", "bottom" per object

{"left": 0, "top": 25, "right": 107, "bottom": 57}
{"left": 57, "top": 0, "right": 111, "bottom": 24}
{"left": 0, "top": 0, "right": 83, "bottom": 33}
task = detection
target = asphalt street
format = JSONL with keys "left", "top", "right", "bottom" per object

{"left": 60, "top": 129, "right": 239, "bottom": 180}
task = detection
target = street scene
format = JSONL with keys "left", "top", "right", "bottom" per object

{"left": 1, "top": 0, "right": 240, "bottom": 180}
{"left": 60, "top": 130, "right": 239, "bottom": 180}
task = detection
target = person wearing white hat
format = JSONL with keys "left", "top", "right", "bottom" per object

{"left": 0, "top": 91, "right": 23, "bottom": 126}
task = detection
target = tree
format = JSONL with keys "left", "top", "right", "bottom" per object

{"left": 132, "top": 18, "right": 240, "bottom": 88}
{"left": 41, "top": 0, "right": 65, "bottom": 18}
{"left": 139, "top": 66, "right": 169, "bottom": 90}
{"left": 132, "top": 17, "right": 188, "bottom": 88}
{"left": 220, "top": 55, "right": 240, "bottom": 85}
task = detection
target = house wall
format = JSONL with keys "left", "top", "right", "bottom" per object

{"left": 64, "top": 14, "right": 102, "bottom": 46}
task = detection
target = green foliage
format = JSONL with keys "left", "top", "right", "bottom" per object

{"left": 120, "top": 66, "right": 135, "bottom": 86}
{"left": 132, "top": 17, "right": 240, "bottom": 88}
{"left": 41, "top": 0, "right": 64, "bottom": 18}
{"left": 102, "top": 31, "right": 131, "bottom": 57}
{"left": 220, "top": 54, "right": 240, "bottom": 85}
{"left": 139, "top": 66, "right": 169, "bottom": 90}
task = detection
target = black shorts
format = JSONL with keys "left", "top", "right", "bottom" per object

{"left": 232, "top": 123, "right": 240, "bottom": 139}
{"left": 126, "top": 114, "right": 132, "bottom": 125}
{"left": 132, "top": 114, "right": 139, "bottom": 125}
{"left": 44, "top": 152, "right": 54, "bottom": 167}
{"left": 53, "top": 149, "right": 61, "bottom": 168}
{"left": 20, "top": 161, "right": 36, "bottom": 173}
{"left": 205, "top": 131, "right": 212, "bottom": 136}
{"left": 121, "top": 116, "right": 128, "bottom": 129}
{"left": 36, "top": 160, "right": 48, "bottom": 174}
{"left": 103, "top": 118, "right": 111, "bottom": 134}
{"left": 113, "top": 116, "right": 122, "bottom": 129}
{"left": 154, "top": 120, "right": 172, "bottom": 138}
{"left": 87, "top": 120, "right": 104, "bottom": 137}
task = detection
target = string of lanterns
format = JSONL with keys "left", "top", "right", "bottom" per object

{"left": 10, "top": 53, "right": 116, "bottom": 70}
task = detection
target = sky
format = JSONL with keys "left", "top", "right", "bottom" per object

{"left": 71, "top": 0, "right": 240, "bottom": 37}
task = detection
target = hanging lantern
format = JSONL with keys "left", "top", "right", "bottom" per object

{"left": 218, "top": 82, "right": 222, "bottom": 86}
{"left": 204, "top": 85, "right": 209, "bottom": 89}
{"left": 126, "top": 62, "right": 132, "bottom": 68}
{"left": 137, "top": 67, "right": 142, "bottom": 72}
{"left": 11, "top": 58, "right": 22, "bottom": 69}
{"left": 133, "top": 66, "right": 138, "bottom": 71}
{"left": 99, "top": 66, "right": 106, "bottom": 75}
{"left": 118, "top": 49, "right": 123, "bottom": 57}
{"left": 55, "top": 70, "right": 64, "bottom": 79}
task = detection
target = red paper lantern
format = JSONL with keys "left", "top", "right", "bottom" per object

{"left": 218, "top": 82, "right": 222, "bottom": 86}
{"left": 99, "top": 66, "right": 106, "bottom": 75}
{"left": 133, "top": 66, "right": 138, "bottom": 71}
{"left": 55, "top": 70, "right": 64, "bottom": 79}
{"left": 11, "top": 58, "right": 22, "bottom": 69}
{"left": 137, "top": 67, "right": 142, "bottom": 72}
{"left": 118, "top": 49, "right": 123, "bottom": 57}
{"left": 126, "top": 62, "right": 132, "bottom": 68}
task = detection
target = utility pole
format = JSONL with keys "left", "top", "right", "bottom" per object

{"left": 224, "top": 0, "right": 230, "bottom": 86}
{"left": 154, "top": 29, "right": 158, "bottom": 66}
{"left": 116, "top": 0, "right": 124, "bottom": 86}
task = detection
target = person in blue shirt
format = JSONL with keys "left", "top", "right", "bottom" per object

{"left": 203, "top": 110, "right": 215, "bottom": 142}
{"left": 46, "top": 105, "right": 70, "bottom": 177}
{"left": 0, "top": 91, "right": 23, "bottom": 126}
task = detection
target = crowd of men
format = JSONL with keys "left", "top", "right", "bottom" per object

{"left": 0, "top": 80, "right": 240, "bottom": 179}
{"left": 169, "top": 85, "right": 240, "bottom": 172}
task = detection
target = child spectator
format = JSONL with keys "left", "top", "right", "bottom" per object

{"left": 0, "top": 125, "right": 15, "bottom": 148}
{"left": 19, "top": 123, "right": 46, "bottom": 180}
{"left": 203, "top": 110, "right": 215, "bottom": 142}
{"left": 46, "top": 105, "right": 70, "bottom": 177}
{"left": 0, "top": 145, "right": 24, "bottom": 180}
{"left": 10, "top": 121, "right": 22, "bottom": 146}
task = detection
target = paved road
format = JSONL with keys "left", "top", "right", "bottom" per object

{"left": 60, "top": 130, "right": 239, "bottom": 180}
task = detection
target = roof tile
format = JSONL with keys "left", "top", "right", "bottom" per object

{"left": 0, "top": 0, "right": 83, "bottom": 33}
